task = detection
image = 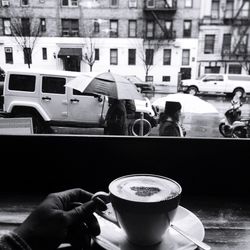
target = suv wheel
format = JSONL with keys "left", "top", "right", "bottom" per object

{"left": 187, "top": 86, "right": 198, "bottom": 95}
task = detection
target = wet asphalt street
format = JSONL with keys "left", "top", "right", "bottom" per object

{"left": 52, "top": 92, "right": 250, "bottom": 138}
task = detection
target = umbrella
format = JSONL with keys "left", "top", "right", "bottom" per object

{"left": 152, "top": 93, "right": 218, "bottom": 114}
{"left": 65, "top": 71, "right": 144, "bottom": 100}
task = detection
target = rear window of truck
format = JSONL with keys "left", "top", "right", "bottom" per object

{"left": 228, "top": 75, "right": 250, "bottom": 82}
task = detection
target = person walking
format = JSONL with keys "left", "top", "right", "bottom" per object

{"left": 159, "top": 101, "right": 186, "bottom": 137}
{"left": 104, "top": 98, "right": 128, "bottom": 135}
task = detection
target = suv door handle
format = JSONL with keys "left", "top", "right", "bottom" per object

{"left": 70, "top": 98, "right": 79, "bottom": 103}
{"left": 214, "top": 82, "right": 217, "bottom": 85}
{"left": 42, "top": 96, "right": 51, "bottom": 101}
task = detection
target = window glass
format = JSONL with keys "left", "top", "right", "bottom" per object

{"left": 21, "top": 0, "right": 29, "bottom": 5}
{"left": 182, "top": 49, "right": 190, "bottom": 65}
{"left": 110, "top": 0, "right": 118, "bottom": 7}
{"left": 128, "top": 0, "right": 137, "bottom": 8}
{"left": 110, "top": 49, "right": 118, "bottom": 65}
{"left": 9, "top": 75, "right": 35, "bottom": 92}
{"left": 204, "top": 35, "right": 215, "bottom": 54}
{"left": 3, "top": 19, "right": 11, "bottom": 35}
{"left": 40, "top": 18, "right": 46, "bottom": 32}
{"left": 110, "top": 20, "right": 118, "bottom": 37}
{"left": 95, "top": 49, "right": 99, "bottom": 61}
{"left": 183, "top": 20, "right": 192, "bottom": 37}
{"left": 42, "top": 77, "right": 66, "bottom": 94}
{"left": 211, "top": 0, "right": 220, "bottom": 19}
{"left": 163, "top": 49, "right": 171, "bottom": 65}
{"left": 128, "top": 20, "right": 137, "bottom": 37}
{"left": 42, "top": 48, "right": 47, "bottom": 60}
{"left": 5, "top": 47, "right": 13, "bottom": 64}
{"left": 228, "top": 65, "right": 242, "bottom": 74}
{"left": 146, "top": 49, "right": 154, "bottom": 65}
{"left": 128, "top": 49, "right": 136, "bottom": 65}
{"left": 146, "top": 21, "right": 154, "bottom": 38}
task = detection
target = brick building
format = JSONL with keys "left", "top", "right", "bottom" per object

{"left": 0, "top": 0, "right": 200, "bottom": 87}
{"left": 198, "top": 0, "right": 250, "bottom": 76}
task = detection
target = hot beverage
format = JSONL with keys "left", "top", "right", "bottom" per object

{"left": 110, "top": 175, "right": 180, "bottom": 203}
{"left": 93, "top": 174, "right": 182, "bottom": 246}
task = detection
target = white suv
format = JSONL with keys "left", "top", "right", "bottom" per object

{"left": 179, "top": 74, "right": 250, "bottom": 97}
{"left": 2, "top": 69, "right": 156, "bottom": 134}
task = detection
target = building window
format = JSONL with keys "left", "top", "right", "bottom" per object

{"left": 23, "top": 47, "right": 32, "bottom": 65}
{"left": 205, "top": 66, "right": 220, "bottom": 73}
{"left": 42, "top": 48, "right": 47, "bottom": 60}
{"left": 225, "top": 0, "right": 234, "bottom": 19}
{"left": 94, "top": 20, "right": 100, "bottom": 33}
{"left": 21, "top": 0, "right": 29, "bottom": 6}
{"left": 162, "top": 76, "right": 171, "bottom": 82}
{"left": 241, "top": 0, "right": 250, "bottom": 18}
{"left": 163, "top": 49, "right": 171, "bottom": 65}
{"left": 204, "top": 35, "right": 215, "bottom": 54}
{"left": 9, "top": 75, "right": 35, "bottom": 92}
{"left": 183, "top": 20, "right": 192, "bottom": 37}
{"left": 128, "top": 20, "right": 137, "bottom": 37}
{"left": 146, "top": 49, "right": 154, "bottom": 65}
{"left": 146, "top": 0, "right": 155, "bottom": 8}
{"left": 185, "top": 0, "right": 192, "bottom": 7}
{"left": 62, "top": 19, "right": 79, "bottom": 36}
{"left": 182, "top": 49, "right": 190, "bottom": 65}
{"left": 40, "top": 18, "right": 46, "bottom": 32}
{"left": 21, "top": 18, "right": 30, "bottom": 36}
{"left": 110, "top": 0, "right": 118, "bottom": 7}
{"left": 128, "top": 0, "right": 137, "bottom": 8}
{"left": 228, "top": 65, "right": 242, "bottom": 74}
{"left": 110, "top": 20, "right": 118, "bottom": 37}
{"left": 42, "top": 77, "right": 66, "bottom": 94}
{"left": 110, "top": 49, "right": 118, "bottom": 65}
{"left": 146, "top": 21, "right": 154, "bottom": 38}
{"left": 165, "top": 20, "right": 173, "bottom": 38}
{"left": 222, "top": 34, "right": 231, "bottom": 55}
{"left": 95, "top": 49, "right": 99, "bottom": 61}
{"left": 62, "top": 0, "right": 78, "bottom": 6}
{"left": 5, "top": 47, "right": 13, "bottom": 64}
{"left": 211, "top": 0, "right": 220, "bottom": 19}
{"left": 128, "top": 49, "right": 136, "bottom": 65}
{"left": 3, "top": 18, "right": 11, "bottom": 36}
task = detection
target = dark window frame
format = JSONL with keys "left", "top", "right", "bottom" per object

{"left": 183, "top": 20, "right": 192, "bottom": 38}
{"left": 110, "top": 20, "right": 118, "bottom": 38}
{"left": 5, "top": 47, "right": 13, "bottom": 64}
{"left": 95, "top": 48, "right": 99, "bottom": 61}
{"left": 42, "top": 48, "right": 47, "bottom": 60}
{"left": 204, "top": 34, "right": 215, "bottom": 54}
{"left": 128, "top": 20, "right": 137, "bottom": 38}
{"left": 163, "top": 49, "right": 171, "bottom": 65}
{"left": 61, "top": 19, "right": 79, "bottom": 37}
{"left": 40, "top": 18, "right": 46, "bottom": 32}
{"left": 146, "top": 49, "right": 154, "bottom": 65}
{"left": 3, "top": 18, "right": 12, "bottom": 36}
{"left": 9, "top": 74, "right": 36, "bottom": 92}
{"left": 182, "top": 49, "right": 190, "bottom": 66}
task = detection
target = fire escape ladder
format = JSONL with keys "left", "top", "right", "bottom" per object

{"left": 151, "top": 11, "right": 167, "bottom": 37}
{"left": 233, "top": 1, "right": 247, "bottom": 20}
{"left": 232, "top": 25, "right": 249, "bottom": 54}
{"left": 232, "top": 1, "right": 250, "bottom": 55}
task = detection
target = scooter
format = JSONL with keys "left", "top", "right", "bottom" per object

{"left": 219, "top": 98, "right": 248, "bottom": 138}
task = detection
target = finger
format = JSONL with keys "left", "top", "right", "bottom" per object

{"left": 55, "top": 189, "right": 93, "bottom": 210}
{"left": 66, "top": 200, "right": 98, "bottom": 224}
{"left": 84, "top": 213, "right": 101, "bottom": 236}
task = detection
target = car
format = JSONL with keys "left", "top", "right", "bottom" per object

{"left": 0, "top": 67, "right": 5, "bottom": 95}
{"left": 2, "top": 68, "right": 157, "bottom": 134}
{"left": 179, "top": 73, "right": 250, "bottom": 97}
{"left": 124, "top": 75, "right": 155, "bottom": 92}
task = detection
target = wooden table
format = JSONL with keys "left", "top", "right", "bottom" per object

{"left": 0, "top": 194, "right": 249, "bottom": 250}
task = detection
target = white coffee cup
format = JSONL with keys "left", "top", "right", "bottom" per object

{"left": 92, "top": 174, "right": 182, "bottom": 246}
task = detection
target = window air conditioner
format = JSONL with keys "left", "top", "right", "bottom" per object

{"left": 5, "top": 47, "right": 12, "bottom": 53}
{"left": 2, "top": 0, "right": 10, "bottom": 7}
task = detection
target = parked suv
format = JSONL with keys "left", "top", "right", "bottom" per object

{"left": 179, "top": 74, "right": 250, "bottom": 97}
{"left": 2, "top": 69, "right": 156, "bottom": 133}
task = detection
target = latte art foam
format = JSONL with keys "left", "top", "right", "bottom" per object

{"left": 110, "top": 175, "right": 180, "bottom": 202}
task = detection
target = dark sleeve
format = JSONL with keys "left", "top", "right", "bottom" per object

{"left": 0, "top": 232, "right": 31, "bottom": 250}
{"left": 160, "top": 123, "right": 180, "bottom": 136}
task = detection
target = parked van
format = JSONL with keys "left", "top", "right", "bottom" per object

{"left": 2, "top": 69, "right": 156, "bottom": 133}
{"left": 179, "top": 74, "right": 250, "bottom": 97}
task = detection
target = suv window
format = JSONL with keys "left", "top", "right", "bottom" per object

{"left": 9, "top": 74, "right": 36, "bottom": 92}
{"left": 42, "top": 76, "right": 66, "bottom": 94}
{"left": 73, "top": 89, "right": 99, "bottom": 97}
{"left": 228, "top": 75, "right": 250, "bottom": 82}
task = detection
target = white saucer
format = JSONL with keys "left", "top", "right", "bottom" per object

{"left": 94, "top": 204, "right": 205, "bottom": 250}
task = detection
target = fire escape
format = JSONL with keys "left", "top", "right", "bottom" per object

{"left": 143, "top": 0, "right": 177, "bottom": 40}
{"left": 222, "top": 0, "right": 250, "bottom": 63}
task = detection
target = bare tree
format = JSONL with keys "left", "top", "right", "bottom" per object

{"left": 135, "top": 38, "right": 161, "bottom": 81}
{"left": 10, "top": 10, "right": 41, "bottom": 68}
{"left": 82, "top": 36, "right": 96, "bottom": 72}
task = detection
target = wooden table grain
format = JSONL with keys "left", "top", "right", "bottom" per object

{"left": 0, "top": 194, "right": 249, "bottom": 250}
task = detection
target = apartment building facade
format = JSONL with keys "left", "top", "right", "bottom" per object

{"left": 0, "top": 0, "right": 200, "bottom": 86}
{"left": 198, "top": 0, "right": 250, "bottom": 76}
